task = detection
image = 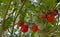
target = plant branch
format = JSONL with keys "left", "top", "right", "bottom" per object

{"left": 2, "top": 0, "right": 12, "bottom": 24}
{"left": 5, "top": 8, "right": 15, "bottom": 21}
{"left": 8, "top": 9, "right": 15, "bottom": 16}
{"left": 11, "top": 0, "right": 26, "bottom": 35}
{"left": 0, "top": 0, "right": 12, "bottom": 37}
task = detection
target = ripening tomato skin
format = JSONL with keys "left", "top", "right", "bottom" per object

{"left": 47, "top": 16, "right": 54, "bottom": 22}
{"left": 31, "top": 24, "right": 38, "bottom": 32}
{"left": 21, "top": 25, "right": 28, "bottom": 33}
{"left": 46, "top": 12, "right": 54, "bottom": 22}
{"left": 52, "top": 9, "right": 58, "bottom": 16}
{"left": 40, "top": 13, "right": 46, "bottom": 19}
{"left": 18, "top": 21, "right": 24, "bottom": 27}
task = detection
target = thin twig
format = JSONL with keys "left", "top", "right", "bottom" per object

{"left": 8, "top": 29, "right": 11, "bottom": 34}
{"left": 2, "top": 0, "right": 12, "bottom": 24}
{"left": 5, "top": 8, "right": 15, "bottom": 21}
{"left": 7, "top": 8, "right": 16, "bottom": 34}
{"left": 0, "top": 0, "right": 12, "bottom": 37}
{"left": 8, "top": 9, "right": 15, "bottom": 16}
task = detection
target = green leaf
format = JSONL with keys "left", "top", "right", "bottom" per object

{"left": 48, "top": 0, "right": 57, "bottom": 9}
{"left": 51, "top": 20, "right": 57, "bottom": 26}
{"left": 25, "top": 1, "right": 31, "bottom": 8}
{"left": 31, "top": 32, "right": 35, "bottom": 37}
{"left": 19, "top": 11, "right": 26, "bottom": 22}
{"left": 40, "top": 0, "right": 57, "bottom": 10}
{"left": 40, "top": 4, "right": 47, "bottom": 12}
{"left": 56, "top": 4, "right": 60, "bottom": 10}
{"left": 0, "top": 0, "right": 10, "bottom": 4}
{"left": 47, "top": 20, "right": 57, "bottom": 32}
{"left": 34, "top": 6, "right": 40, "bottom": 12}
{"left": 27, "top": 11, "right": 32, "bottom": 17}
{"left": 0, "top": 5, "right": 7, "bottom": 18}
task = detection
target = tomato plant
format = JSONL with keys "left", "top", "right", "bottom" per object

{"left": 0, "top": 0, "right": 60, "bottom": 37}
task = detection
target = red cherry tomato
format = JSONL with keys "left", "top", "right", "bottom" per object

{"left": 21, "top": 25, "right": 28, "bottom": 33}
{"left": 52, "top": 9, "right": 58, "bottom": 16}
{"left": 47, "top": 15, "right": 54, "bottom": 22}
{"left": 46, "top": 12, "right": 54, "bottom": 22}
{"left": 18, "top": 21, "right": 24, "bottom": 27}
{"left": 31, "top": 24, "right": 38, "bottom": 32}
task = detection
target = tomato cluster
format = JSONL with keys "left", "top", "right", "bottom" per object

{"left": 18, "top": 21, "right": 38, "bottom": 33}
{"left": 40, "top": 9, "right": 58, "bottom": 22}
{"left": 17, "top": 9, "right": 58, "bottom": 33}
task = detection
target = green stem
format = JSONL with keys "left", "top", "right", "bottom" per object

{"left": 21, "top": 33, "right": 26, "bottom": 37}
{"left": 31, "top": 32, "right": 35, "bottom": 37}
